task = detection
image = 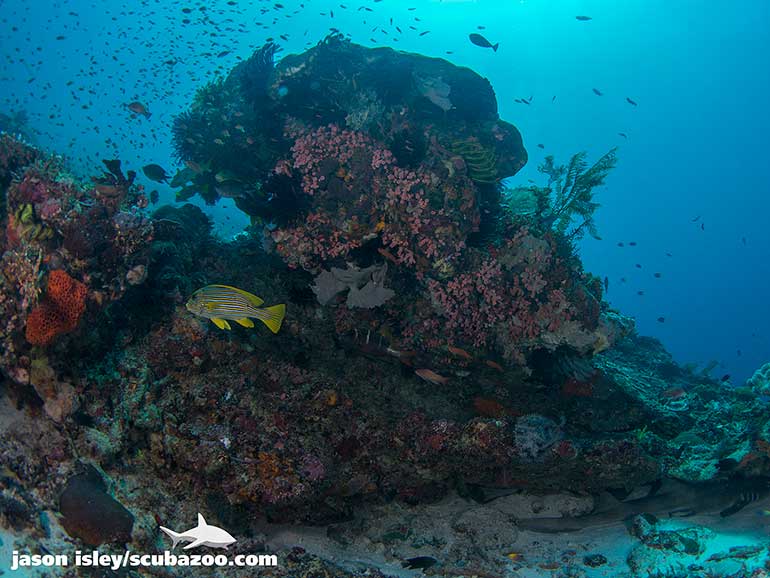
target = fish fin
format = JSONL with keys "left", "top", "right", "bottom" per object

{"left": 492, "top": 43, "right": 499, "bottom": 52}
{"left": 211, "top": 284, "right": 264, "bottom": 306}
{"left": 159, "top": 526, "right": 183, "bottom": 549}
{"left": 668, "top": 508, "right": 696, "bottom": 518}
{"left": 211, "top": 318, "right": 231, "bottom": 330}
{"left": 720, "top": 500, "right": 748, "bottom": 518}
{"left": 197, "top": 513, "right": 207, "bottom": 527}
{"left": 183, "top": 538, "right": 206, "bottom": 550}
{"left": 235, "top": 318, "right": 255, "bottom": 328}
{"left": 259, "top": 304, "right": 286, "bottom": 334}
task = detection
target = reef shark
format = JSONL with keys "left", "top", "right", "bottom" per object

{"left": 514, "top": 477, "right": 770, "bottom": 533}
{"left": 159, "top": 513, "right": 236, "bottom": 550}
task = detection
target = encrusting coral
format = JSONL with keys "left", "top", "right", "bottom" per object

{"left": 25, "top": 270, "right": 87, "bottom": 345}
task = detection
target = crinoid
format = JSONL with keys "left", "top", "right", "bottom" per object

{"left": 450, "top": 138, "right": 499, "bottom": 184}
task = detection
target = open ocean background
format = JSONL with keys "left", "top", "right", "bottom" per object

{"left": 1, "top": 0, "right": 768, "bottom": 382}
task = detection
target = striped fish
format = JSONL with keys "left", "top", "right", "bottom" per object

{"left": 185, "top": 285, "right": 286, "bottom": 334}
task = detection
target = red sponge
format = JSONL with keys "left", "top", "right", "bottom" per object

{"left": 25, "top": 270, "right": 87, "bottom": 345}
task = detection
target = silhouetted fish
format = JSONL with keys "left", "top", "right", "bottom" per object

{"left": 576, "top": 15, "right": 592, "bottom": 21}
{"left": 469, "top": 33, "right": 499, "bottom": 51}
{"left": 142, "top": 163, "right": 169, "bottom": 183}
{"left": 626, "top": 97, "right": 638, "bottom": 106}
{"left": 592, "top": 88, "right": 603, "bottom": 96}
{"left": 402, "top": 556, "right": 438, "bottom": 570}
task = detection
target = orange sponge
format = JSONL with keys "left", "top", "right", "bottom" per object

{"left": 25, "top": 270, "right": 87, "bottom": 345}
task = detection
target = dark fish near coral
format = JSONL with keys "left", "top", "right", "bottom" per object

{"left": 186, "top": 284, "right": 286, "bottom": 333}
{"left": 575, "top": 15, "right": 592, "bottom": 21}
{"left": 469, "top": 33, "right": 499, "bottom": 51}
{"left": 126, "top": 101, "right": 151, "bottom": 118}
{"left": 142, "top": 163, "right": 169, "bottom": 183}
{"left": 215, "top": 180, "right": 248, "bottom": 198}
{"left": 170, "top": 167, "right": 195, "bottom": 188}
{"left": 402, "top": 556, "right": 438, "bottom": 570}
{"left": 603, "top": 276, "right": 609, "bottom": 293}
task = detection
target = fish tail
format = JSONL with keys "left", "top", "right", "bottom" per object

{"left": 259, "top": 304, "right": 286, "bottom": 334}
{"left": 492, "top": 43, "right": 499, "bottom": 52}
{"left": 159, "top": 526, "right": 182, "bottom": 549}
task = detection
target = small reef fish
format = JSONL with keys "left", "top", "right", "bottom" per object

{"left": 484, "top": 359, "right": 504, "bottom": 372}
{"left": 142, "top": 163, "right": 169, "bottom": 183}
{"left": 468, "top": 33, "right": 499, "bottom": 52}
{"left": 415, "top": 368, "right": 449, "bottom": 385}
{"left": 592, "top": 88, "right": 603, "bottom": 96}
{"left": 186, "top": 284, "right": 286, "bottom": 334}
{"left": 447, "top": 344, "right": 473, "bottom": 360}
{"left": 575, "top": 15, "right": 592, "bottom": 21}
{"left": 626, "top": 96, "right": 638, "bottom": 106}
{"left": 402, "top": 556, "right": 438, "bottom": 570}
{"left": 126, "top": 101, "right": 151, "bottom": 118}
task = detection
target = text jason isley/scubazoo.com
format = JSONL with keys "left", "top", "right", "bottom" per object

{"left": 10, "top": 550, "right": 278, "bottom": 571}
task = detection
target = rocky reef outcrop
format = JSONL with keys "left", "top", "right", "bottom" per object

{"left": 1, "top": 38, "right": 770, "bottom": 578}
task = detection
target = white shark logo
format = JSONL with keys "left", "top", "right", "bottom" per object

{"left": 159, "top": 513, "right": 236, "bottom": 550}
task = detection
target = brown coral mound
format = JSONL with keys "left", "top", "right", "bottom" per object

{"left": 25, "top": 269, "right": 87, "bottom": 345}
{"left": 59, "top": 467, "right": 134, "bottom": 546}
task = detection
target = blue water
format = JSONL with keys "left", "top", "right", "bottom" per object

{"left": 1, "top": 0, "right": 768, "bottom": 383}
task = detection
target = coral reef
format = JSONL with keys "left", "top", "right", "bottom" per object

{"left": 2, "top": 39, "right": 770, "bottom": 578}
{"left": 166, "top": 38, "right": 617, "bottom": 375}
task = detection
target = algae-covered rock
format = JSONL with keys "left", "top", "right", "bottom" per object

{"left": 59, "top": 465, "right": 134, "bottom": 545}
